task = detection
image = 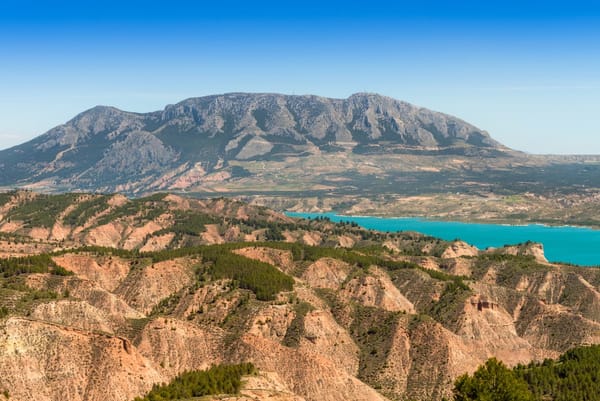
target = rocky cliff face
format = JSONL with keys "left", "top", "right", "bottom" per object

{"left": 0, "top": 93, "right": 508, "bottom": 194}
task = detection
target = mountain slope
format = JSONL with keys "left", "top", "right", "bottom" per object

{"left": 0, "top": 93, "right": 509, "bottom": 194}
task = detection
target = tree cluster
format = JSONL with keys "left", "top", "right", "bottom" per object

{"left": 0, "top": 254, "right": 73, "bottom": 277}
{"left": 6, "top": 194, "right": 79, "bottom": 228}
{"left": 454, "top": 345, "right": 600, "bottom": 401}
{"left": 133, "top": 363, "right": 255, "bottom": 401}
{"left": 202, "top": 247, "right": 294, "bottom": 301}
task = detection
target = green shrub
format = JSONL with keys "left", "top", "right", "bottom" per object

{"left": 52, "top": 265, "right": 75, "bottom": 276}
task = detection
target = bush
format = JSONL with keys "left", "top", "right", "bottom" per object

{"left": 52, "top": 265, "right": 75, "bottom": 276}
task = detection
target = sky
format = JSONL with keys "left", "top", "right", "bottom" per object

{"left": 0, "top": 0, "right": 599, "bottom": 154}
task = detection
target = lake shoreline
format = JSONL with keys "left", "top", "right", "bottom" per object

{"left": 321, "top": 212, "right": 599, "bottom": 231}
{"left": 286, "top": 211, "right": 600, "bottom": 267}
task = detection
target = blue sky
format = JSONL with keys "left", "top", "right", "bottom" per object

{"left": 0, "top": 0, "right": 599, "bottom": 154}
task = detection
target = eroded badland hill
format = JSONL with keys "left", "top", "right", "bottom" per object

{"left": 0, "top": 191, "right": 600, "bottom": 400}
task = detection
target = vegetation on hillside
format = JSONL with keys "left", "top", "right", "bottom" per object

{"left": 154, "top": 210, "right": 220, "bottom": 239}
{"left": 453, "top": 358, "right": 535, "bottom": 401}
{"left": 6, "top": 193, "right": 79, "bottom": 228}
{"left": 3, "top": 191, "right": 600, "bottom": 401}
{"left": 132, "top": 363, "right": 255, "bottom": 401}
{"left": 0, "top": 254, "right": 73, "bottom": 277}
{"left": 51, "top": 244, "right": 295, "bottom": 301}
{"left": 63, "top": 195, "right": 111, "bottom": 226}
{"left": 454, "top": 345, "right": 600, "bottom": 401}
{"left": 470, "top": 253, "right": 550, "bottom": 285}
{"left": 3, "top": 237, "right": 471, "bottom": 309}
{"left": 350, "top": 305, "right": 403, "bottom": 394}
{"left": 282, "top": 301, "right": 314, "bottom": 347}
{"left": 0, "top": 191, "right": 15, "bottom": 208}
{"left": 200, "top": 247, "right": 295, "bottom": 301}
{"left": 429, "top": 280, "right": 472, "bottom": 331}
{"left": 95, "top": 194, "right": 168, "bottom": 226}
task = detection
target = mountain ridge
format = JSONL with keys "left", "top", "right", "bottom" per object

{"left": 0, "top": 92, "right": 511, "bottom": 194}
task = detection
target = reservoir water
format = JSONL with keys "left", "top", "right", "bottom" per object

{"left": 285, "top": 212, "right": 600, "bottom": 267}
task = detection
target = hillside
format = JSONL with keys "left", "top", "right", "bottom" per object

{"left": 1, "top": 192, "right": 600, "bottom": 401}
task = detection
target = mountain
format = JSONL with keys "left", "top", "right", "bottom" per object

{"left": 0, "top": 93, "right": 511, "bottom": 194}
{"left": 1, "top": 192, "right": 600, "bottom": 401}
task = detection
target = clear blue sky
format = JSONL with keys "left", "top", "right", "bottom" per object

{"left": 1, "top": 0, "right": 599, "bottom": 154}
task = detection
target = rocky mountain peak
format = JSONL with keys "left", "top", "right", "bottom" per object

{"left": 0, "top": 92, "right": 510, "bottom": 193}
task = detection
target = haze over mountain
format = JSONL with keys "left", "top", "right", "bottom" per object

{"left": 0, "top": 93, "right": 512, "bottom": 194}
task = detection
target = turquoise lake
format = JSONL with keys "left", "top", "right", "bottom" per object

{"left": 285, "top": 212, "right": 600, "bottom": 267}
